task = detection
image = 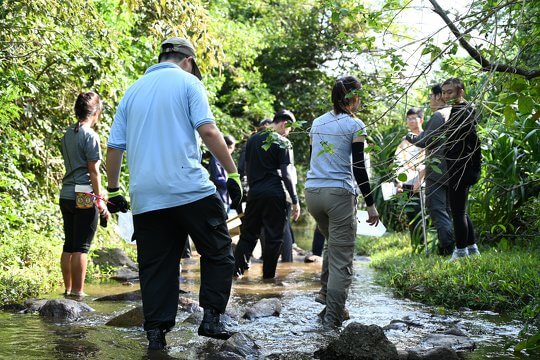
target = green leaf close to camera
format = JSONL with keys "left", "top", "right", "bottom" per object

{"left": 518, "top": 96, "right": 534, "bottom": 115}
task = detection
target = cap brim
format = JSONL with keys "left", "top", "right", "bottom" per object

{"left": 191, "top": 60, "right": 202, "bottom": 80}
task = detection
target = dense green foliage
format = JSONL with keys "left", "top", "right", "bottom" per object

{"left": 0, "top": 0, "right": 538, "bottom": 311}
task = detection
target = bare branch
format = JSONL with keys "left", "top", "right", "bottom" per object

{"left": 429, "top": 0, "right": 540, "bottom": 80}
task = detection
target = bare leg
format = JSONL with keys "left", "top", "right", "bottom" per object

{"left": 70, "top": 252, "right": 88, "bottom": 295}
{"left": 61, "top": 252, "right": 72, "bottom": 294}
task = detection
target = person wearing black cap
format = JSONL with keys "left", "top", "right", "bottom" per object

{"left": 106, "top": 37, "right": 242, "bottom": 350}
{"left": 233, "top": 110, "right": 301, "bottom": 279}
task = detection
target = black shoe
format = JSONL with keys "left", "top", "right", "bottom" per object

{"left": 197, "top": 308, "right": 234, "bottom": 340}
{"left": 147, "top": 328, "right": 166, "bottom": 350}
{"left": 437, "top": 246, "right": 453, "bottom": 256}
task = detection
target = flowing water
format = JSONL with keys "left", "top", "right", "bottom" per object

{"left": 0, "top": 227, "right": 530, "bottom": 359}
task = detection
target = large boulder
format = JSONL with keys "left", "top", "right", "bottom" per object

{"left": 110, "top": 267, "right": 139, "bottom": 282}
{"left": 417, "top": 334, "right": 475, "bottom": 351}
{"left": 420, "top": 346, "right": 460, "bottom": 360}
{"left": 93, "top": 248, "right": 137, "bottom": 270}
{"left": 220, "top": 333, "right": 261, "bottom": 358}
{"left": 205, "top": 352, "right": 244, "bottom": 360}
{"left": 38, "top": 299, "right": 94, "bottom": 321}
{"left": 315, "top": 322, "right": 399, "bottom": 360}
{"left": 96, "top": 290, "right": 142, "bottom": 302}
{"left": 243, "top": 298, "right": 281, "bottom": 320}
{"left": 106, "top": 306, "right": 144, "bottom": 327}
{"left": 23, "top": 299, "right": 48, "bottom": 313}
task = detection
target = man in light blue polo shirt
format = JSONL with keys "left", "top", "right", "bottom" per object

{"left": 106, "top": 37, "right": 242, "bottom": 350}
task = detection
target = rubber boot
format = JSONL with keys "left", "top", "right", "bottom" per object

{"left": 146, "top": 328, "right": 166, "bottom": 350}
{"left": 198, "top": 308, "right": 234, "bottom": 340}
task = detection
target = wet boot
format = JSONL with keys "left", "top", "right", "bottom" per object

{"left": 198, "top": 308, "right": 234, "bottom": 340}
{"left": 146, "top": 328, "right": 166, "bottom": 350}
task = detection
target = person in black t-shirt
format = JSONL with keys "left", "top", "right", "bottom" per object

{"left": 441, "top": 78, "right": 481, "bottom": 261}
{"left": 233, "top": 110, "right": 300, "bottom": 279}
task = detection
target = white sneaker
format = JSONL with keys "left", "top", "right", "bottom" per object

{"left": 467, "top": 244, "right": 480, "bottom": 256}
{"left": 449, "top": 248, "right": 469, "bottom": 262}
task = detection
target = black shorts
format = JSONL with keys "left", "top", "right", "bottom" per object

{"left": 59, "top": 198, "right": 98, "bottom": 253}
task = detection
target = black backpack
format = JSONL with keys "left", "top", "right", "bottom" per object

{"left": 462, "top": 127, "right": 482, "bottom": 185}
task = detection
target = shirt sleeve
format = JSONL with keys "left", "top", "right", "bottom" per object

{"left": 187, "top": 79, "right": 215, "bottom": 129}
{"left": 352, "top": 118, "right": 367, "bottom": 140}
{"left": 84, "top": 131, "right": 101, "bottom": 162}
{"left": 108, "top": 101, "right": 127, "bottom": 151}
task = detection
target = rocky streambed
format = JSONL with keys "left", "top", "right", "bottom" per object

{"left": 0, "top": 250, "right": 527, "bottom": 359}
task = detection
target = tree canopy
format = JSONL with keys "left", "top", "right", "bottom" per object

{"left": 0, "top": 0, "right": 538, "bottom": 301}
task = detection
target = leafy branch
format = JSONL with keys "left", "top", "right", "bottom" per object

{"left": 429, "top": 0, "right": 540, "bottom": 79}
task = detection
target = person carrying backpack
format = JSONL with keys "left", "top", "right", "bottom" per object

{"left": 441, "top": 78, "right": 482, "bottom": 261}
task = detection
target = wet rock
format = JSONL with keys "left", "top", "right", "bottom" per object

{"left": 179, "top": 296, "right": 203, "bottom": 313}
{"left": 93, "top": 248, "right": 138, "bottom": 270}
{"left": 266, "top": 352, "right": 313, "bottom": 359}
{"left": 417, "top": 334, "right": 475, "bottom": 351}
{"left": 243, "top": 298, "right": 281, "bottom": 320}
{"left": 38, "top": 299, "right": 94, "bottom": 320}
{"left": 205, "top": 351, "right": 244, "bottom": 360}
{"left": 420, "top": 346, "right": 459, "bottom": 360}
{"left": 397, "top": 350, "right": 409, "bottom": 360}
{"left": 304, "top": 254, "right": 322, "bottom": 263}
{"left": 442, "top": 326, "right": 468, "bottom": 337}
{"left": 105, "top": 306, "right": 144, "bottom": 327}
{"left": 315, "top": 322, "right": 399, "bottom": 360}
{"left": 96, "top": 290, "right": 142, "bottom": 302}
{"left": 1, "top": 303, "right": 26, "bottom": 312}
{"left": 220, "top": 333, "right": 261, "bottom": 358}
{"left": 23, "top": 299, "right": 48, "bottom": 313}
{"left": 383, "top": 319, "right": 423, "bottom": 331}
{"left": 110, "top": 266, "right": 139, "bottom": 282}
{"left": 183, "top": 312, "right": 203, "bottom": 325}
{"left": 404, "top": 350, "right": 422, "bottom": 360}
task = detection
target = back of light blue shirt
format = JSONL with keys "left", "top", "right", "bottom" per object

{"left": 306, "top": 111, "right": 367, "bottom": 195}
{"left": 108, "top": 62, "right": 216, "bottom": 214}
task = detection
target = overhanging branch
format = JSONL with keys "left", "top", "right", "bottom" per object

{"left": 429, "top": 0, "right": 540, "bottom": 80}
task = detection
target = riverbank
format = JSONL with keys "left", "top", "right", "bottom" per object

{"left": 358, "top": 233, "right": 540, "bottom": 354}
{"left": 357, "top": 233, "right": 540, "bottom": 316}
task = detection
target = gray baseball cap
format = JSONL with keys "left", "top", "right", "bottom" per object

{"left": 160, "top": 37, "right": 202, "bottom": 80}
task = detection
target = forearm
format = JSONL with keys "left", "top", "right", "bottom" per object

{"left": 106, "top": 148, "right": 124, "bottom": 189}
{"left": 352, "top": 141, "right": 374, "bottom": 206}
{"left": 89, "top": 169, "right": 102, "bottom": 197}
{"left": 198, "top": 124, "right": 237, "bottom": 174}
{"left": 280, "top": 164, "right": 298, "bottom": 204}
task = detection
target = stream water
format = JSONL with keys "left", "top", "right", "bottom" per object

{"left": 0, "top": 227, "right": 529, "bottom": 359}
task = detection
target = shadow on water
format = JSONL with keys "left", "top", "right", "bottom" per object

{"left": 0, "top": 228, "right": 531, "bottom": 359}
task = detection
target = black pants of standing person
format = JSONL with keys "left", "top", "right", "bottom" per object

{"left": 281, "top": 202, "right": 295, "bottom": 262}
{"left": 234, "top": 196, "right": 287, "bottom": 279}
{"left": 312, "top": 227, "right": 325, "bottom": 257}
{"left": 448, "top": 182, "right": 476, "bottom": 249}
{"left": 425, "top": 180, "right": 454, "bottom": 255}
{"left": 133, "top": 193, "right": 235, "bottom": 332}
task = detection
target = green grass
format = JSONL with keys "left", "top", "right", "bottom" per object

{"left": 0, "top": 210, "right": 137, "bottom": 306}
{"left": 358, "top": 233, "right": 540, "bottom": 315}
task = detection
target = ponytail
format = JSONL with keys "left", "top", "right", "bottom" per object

{"left": 74, "top": 92, "right": 102, "bottom": 132}
{"left": 331, "top": 76, "right": 361, "bottom": 115}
